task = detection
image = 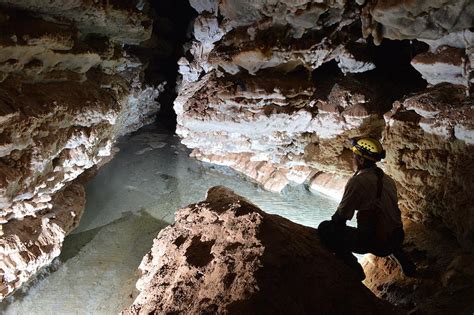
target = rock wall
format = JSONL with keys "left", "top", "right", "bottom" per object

{"left": 174, "top": 0, "right": 474, "bottom": 312}
{"left": 0, "top": 0, "right": 163, "bottom": 299}
{"left": 362, "top": 84, "right": 474, "bottom": 313}
{"left": 125, "top": 186, "right": 395, "bottom": 314}
{"left": 175, "top": 1, "right": 472, "bottom": 193}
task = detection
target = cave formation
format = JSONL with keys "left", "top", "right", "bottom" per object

{"left": 0, "top": 0, "right": 473, "bottom": 314}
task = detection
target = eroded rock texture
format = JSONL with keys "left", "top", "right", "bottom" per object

{"left": 0, "top": 183, "right": 84, "bottom": 298}
{"left": 0, "top": 0, "right": 162, "bottom": 298}
{"left": 174, "top": 1, "right": 474, "bottom": 313}
{"left": 175, "top": 0, "right": 472, "bottom": 193}
{"left": 361, "top": 84, "right": 474, "bottom": 313}
{"left": 125, "top": 186, "right": 395, "bottom": 314}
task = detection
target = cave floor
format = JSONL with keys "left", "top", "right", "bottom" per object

{"left": 1, "top": 124, "right": 339, "bottom": 314}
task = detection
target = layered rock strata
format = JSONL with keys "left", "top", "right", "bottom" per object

{"left": 0, "top": 183, "right": 84, "bottom": 298}
{"left": 176, "top": 0, "right": 472, "bottom": 193}
{"left": 361, "top": 84, "right": 474, "bottom": 312}
{"left": 176, "top": 67, "right": 387, "bottom": 192}
{"left": 0, "top": 1, "right": 162, "bottom": 299}
{"left": 174, "top": 0, "right": 474, "bottom": 312}
{"left": 125, "top": 186, "right": 395, "bottom": 314}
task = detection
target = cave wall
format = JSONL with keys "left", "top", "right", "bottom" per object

{"left": 174, "top": 0, "right": 474, "bottom": 312}
{"left": 0, "top": 0, "right": 163, "bottom": 298}
{"left": 175, "top": 0, "right": 472, "bottom": 192}
{"left": 0, "top": 0, "right": 472, "bottom": 311}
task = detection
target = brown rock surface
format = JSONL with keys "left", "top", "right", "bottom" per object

{"left": 125, "top": 186, "right": 396, "bottom": 314}
{"left": 0, "top": 0, "right": 162, "bottom": 299}
{"left": 363, "top": 220, "right": 474, "bottom": 314}
{"left": 175, "top": 68, "right": 386, "bottom": 191}
{"left": 0, "top": 0, "right": 152, "bottom": 44}
{"left": 362, "top": 84, "right": 474, "bottom": 313}
{"left": 0, "top": 182, "right": 85, "bottom": 299}
{"left": 383, "top": 84, "right": 473, "bottom": 248}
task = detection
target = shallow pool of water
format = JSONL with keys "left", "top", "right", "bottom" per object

{"left": 2, "top": 125, "right": 341, "bottom": 314}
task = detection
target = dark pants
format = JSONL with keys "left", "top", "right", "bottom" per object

{"left": 318, "top": 220, "right": 416, "bottom": 279}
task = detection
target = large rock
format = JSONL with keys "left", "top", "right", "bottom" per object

{"left": 125, "top": 186, "right": 395, "bottom": 314}
{"left": 0, "top": 182, "right": 85, "bottom": 299}
{"left": 383, "top": 84, "right": 473, "bottom": 248}
{"left": 363, "top": 219, "right": 474, "bottom": 314}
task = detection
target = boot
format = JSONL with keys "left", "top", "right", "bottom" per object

{"left": 391, "top": 248, "right": 417, "bottom": 277}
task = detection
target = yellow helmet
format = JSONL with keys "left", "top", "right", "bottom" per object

{"left": 350, "top": 137, "right": 386, "bottom": 161}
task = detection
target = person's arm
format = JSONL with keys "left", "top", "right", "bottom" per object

{"left": 331, "top": 176, "right": 362, "bottom": 223}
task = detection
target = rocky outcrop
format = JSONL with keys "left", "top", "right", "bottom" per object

{"left": 174, "top": 1, "right": 474, "bottom": 313}
{"left": 125, "top": 186, "right": 395, "bottom": 314}
{"left": 363, "top": 219, "right": 474, "bottom": 314}
{"left": 358, "top": 84, "right": 474, "bottom": 313}
{"left": 383, "top": 84, "right": 473, "bottom": 248}
{"left": 175, "top": 0, "right": 472, "bottom": 192}
{"left": 0, "top": 183, "right": 84, "bottom": 299}
{"left": 0, "top": 0, "right": 163, "bottom": 299}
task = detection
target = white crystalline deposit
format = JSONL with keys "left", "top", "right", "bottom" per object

{"left": 397, "top": 84, "right": 473, "bottom": 144}
{"left": 0, "top": 0, "right": 162, "bottom": 300}
{"left": 0, "top": 184, "right": 85, "bottom": 300}
{"left": 175, "top": 0, "right": 408, "bottom": 191}
{"left": 0, "top": 2, "right": 161, "bottom": 221}
{"left": 176, "top": 69, "right": 385, "bottom": 191}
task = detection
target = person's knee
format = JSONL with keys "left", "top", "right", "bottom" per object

{"left": 318, "top": 220, "right": 339, "bottom": 249}
{"left": 318, "top": 220, "right": 333, "bottom": 235}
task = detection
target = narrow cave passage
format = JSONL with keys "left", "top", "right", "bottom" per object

{"left": 1, "top": 126, "right": 340, "bottom": 314}
{"left": 1, "top": 0, "right": 472, "bottom": 312}
{"left": 127, "top": 0, "right": 198, "bottom": 132}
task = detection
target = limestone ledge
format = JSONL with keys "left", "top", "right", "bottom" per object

{"left": 0, "top": 72, "right": 162, "bottom": 221}
{"left": 0, "top": 10, "right": 144, "bottom": 83}
{"left": 176, "top": 69, "right": 385, "bottom": 190}
{"left": 0, "top": 0, "right": 152, "bottom": 45}
{"left": 0, "top": 182, "right": 85, "bottom": 300}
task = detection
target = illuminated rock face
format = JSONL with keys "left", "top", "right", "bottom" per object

{"left": 361, "top": 85, "right": 474, "bottom": 313}
{"left": 0, "top": 183, "right": 84, "bottom": 299}
{"left": 175, "top": 0, "right": 472, "bottom": 192}
{"left": 125, "top": 186, "right": 395, "bottom": 315}
{"left": 0, "top": 0, "right": 162, "bottom": 299}
{"left": 174, "top": 1, "right": 474, "bottom": 313}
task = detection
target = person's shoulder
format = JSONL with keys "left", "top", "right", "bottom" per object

{"left": 347, "top": 172, "right": 363, "bottom": 187}
{"left": 383, "top": 173, "right": 398, "bottom": 186}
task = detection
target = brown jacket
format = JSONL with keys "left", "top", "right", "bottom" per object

{"left": 334, "top": 167, "right": 402, "bottom": 234}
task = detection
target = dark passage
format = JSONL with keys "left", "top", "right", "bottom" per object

{"left": 127, "top": 0, "right": 197, "bottom": 132}
{"left": 149, "top": 1, "right": 198, "bottom": 132}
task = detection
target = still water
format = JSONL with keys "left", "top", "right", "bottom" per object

{"left": 1, "top": 125, "right": 339, "bottom": 314}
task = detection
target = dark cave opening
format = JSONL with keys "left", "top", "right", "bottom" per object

{"left": 311, "top": 38, "right": 428, "bottom": 114}
{"left": 128, "top": 0, "right": 197, "bottom": 133}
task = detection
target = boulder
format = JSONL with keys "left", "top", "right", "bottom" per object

{"left": 125, "top": 186, "right": 395, "bottom": 314}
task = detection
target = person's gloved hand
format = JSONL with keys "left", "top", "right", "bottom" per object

{"left": 331, "top": 212, "right": 346, "bottom": 226}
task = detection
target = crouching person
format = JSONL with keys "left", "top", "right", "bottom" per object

{"left": 318, "top": 137, "right": 416, "bottom": 281}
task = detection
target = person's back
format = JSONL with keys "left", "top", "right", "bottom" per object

{"left": 336, "top": 167, "right": 402, "bottom": 239}
{"left": 318, "top": 136, "right": 416, "bottom": 280}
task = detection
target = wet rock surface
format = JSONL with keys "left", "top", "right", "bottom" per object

{"left": 125, "top": 186, "right": 395, "bottom": 315}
